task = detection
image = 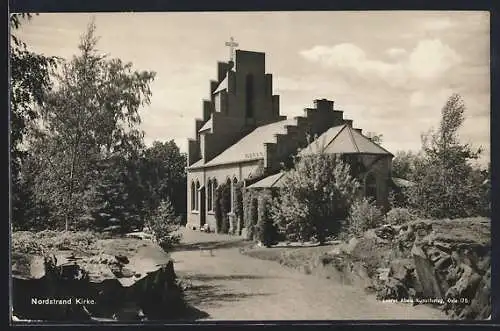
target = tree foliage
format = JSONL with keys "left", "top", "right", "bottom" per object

{"left": 271, "top": 146, "right": 360, "bottom": 243}
{"left": 140, "top": 140, "right": 187, "bottom": 220}
{"left": 10, "top": 14, "right": 60, "bottom": 226}
{"left": 13, "top": 19, "right": 156, "bottom": 231}
{"left": 85, "top": 154, "right": 147, "bottom": 232}
{"left": 214, "top": 183, "right": 231, "bottom": 233}
{"left": 366, "top": 132, "right": 383, "bottom": 145}
{"left": 256, "top": 190, "right": 277, "bottom": 247}
{"left": 406, "top": 94, "right": 489, "bottom": 218}
{"left": 345, "top": 198, "right": 384, "bottom": 237}
{"left": 391, "top": 150, "right": 422, "bottom": 180}
{"left": 145, "top": 197, "right": 182, "bottom": 251}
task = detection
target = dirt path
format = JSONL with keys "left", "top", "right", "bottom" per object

{"left": 172, "top": 229, "right": 446, "bottom": 320}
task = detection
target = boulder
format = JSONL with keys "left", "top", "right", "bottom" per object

{"left": 376, "top": 277, "right": 409, "bottom": 301}
{"left": 12, "top": 241, "right": 185, "bottom": 321}
{"left": 374, "top": 225, "right": 396, "bottom": 241}
{"left": 389, "top": 259, "right": 415, "bottom": 282}
{"left": 411, "top": 242, "right": 444, "bottom": 299}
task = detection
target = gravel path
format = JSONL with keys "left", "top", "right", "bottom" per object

{"left": 172, "top": 228, "right": 446, "bottom": 321}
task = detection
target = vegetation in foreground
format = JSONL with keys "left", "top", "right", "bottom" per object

{"left": 10, "top": 15, "right": 186, "bottom": 244}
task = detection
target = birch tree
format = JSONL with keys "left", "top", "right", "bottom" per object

{"left": 32, "top": 20, "right": 155, "bottom": 230}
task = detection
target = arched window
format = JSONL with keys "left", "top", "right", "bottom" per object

{"left": 207, "top": 179, "right": 213, "bottom": 212}
{"left": 245, "top": 74, "right": 254, "bottom": 118}
{"left": 212, "top": 179, "right": 218, "bottom": 211}
{"left": 191, "top": 181, "right": 196, "bottom": 211}
{"left": 365, "top": 172, "right": 377, "bottom": 202}
{"left": 195, "top": 180, "right": 200, "bottom": 211}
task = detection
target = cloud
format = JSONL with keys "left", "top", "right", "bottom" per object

{"left": 408, "top": 39, "right": 462, "bottom": 80}
{"left": 386, "top": 47, "right": 407, "bottom": 58}
{"left": 299, "top": 39, "right": 462, "bottom": 85}
{"left": 299, "top": 43, "right": 403, "bottom": 80}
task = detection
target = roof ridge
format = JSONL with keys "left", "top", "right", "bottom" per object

{"left": 270, "top": 172, "right": 285, "bottom": 187}
{"left": 322, "top": 124, "right": 347, "bottom": 152}
{"left": 346, "top": 124, "right": 360, "bottom": 153}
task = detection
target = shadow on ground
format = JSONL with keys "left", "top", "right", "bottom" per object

{"left": 173, "top": 240, "right": 250, "bottom": 252}
{"left": 184, "top": 284, "right": 272, "bottom": 308}
{"left": 174, "top": 305, "right": 210, "bottom": 321}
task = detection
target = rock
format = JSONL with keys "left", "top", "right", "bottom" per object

{"left": 426, "top": 246, "right": 449, "bottom": 264}
{"left": 411, "top": 242, "right": 444, "bottom": 299}
{"left": 445, "top": 264, "right": 482, "bottom": 302}
{"left": 389, "top": 259, "right": 414, "bottom": 282}
{"left": 434, "top": 256, "right": 453, "bottom": 271}
{"left": 115, "top": 255, "right": 129, "bottom": 264}
{"left": 344, "top": 237, "right": 358, "bottom": 255}
{"left": 376, "top": 277, "right": 408, "bottom": 301}
{"left": 476, "top": 256, "right": 491, "bottom": 274}
{"left": 12, "top": 242, "right": 185, "bottom": 321}
{"left": 375, "top": 225, "right": 396, "bottom": 240}
{"left": 376, "top": 268, "right": 390, "bottom": 282}
{"left": 366, "top": 218, "right": 491, "bottom": 319}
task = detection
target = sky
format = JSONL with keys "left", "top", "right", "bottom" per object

{"left": 14, "top": 11, "right": 490, "bottom": 166}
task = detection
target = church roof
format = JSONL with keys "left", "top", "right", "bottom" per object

{"left": 191, "top": 118, "right": 297, "bottom": 168}
{"left": 299, "top": 124, "right": 393, "bottom": 156}
{"left": 246, "top": 172, "right": 286, "bottom": 189}
{"left": 198, "top": 118, "right": 212, "bottom": 133}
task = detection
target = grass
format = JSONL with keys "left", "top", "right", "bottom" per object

{"left": 12, "top": 230, "right": 98, "bottom": 255}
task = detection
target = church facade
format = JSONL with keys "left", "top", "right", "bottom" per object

{"left": 186, "top": 49, "right": 393, "bottom": 233}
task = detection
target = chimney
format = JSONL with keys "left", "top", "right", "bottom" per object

{"left": 314, "top": 98, "right": 334, "bottom": 112}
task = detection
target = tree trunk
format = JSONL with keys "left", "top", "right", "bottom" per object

{"left": 65, "top": 158, "right": 75, "bottom": 231}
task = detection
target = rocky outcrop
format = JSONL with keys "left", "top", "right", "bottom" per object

{"left": 317, "top": 218, "right": 490, "bottom": 320}
{"left": 373, "top": 219, "right": 491, "bottom": 320}
{"left": 12, "top": 246, "right": 187, "bottom": 321}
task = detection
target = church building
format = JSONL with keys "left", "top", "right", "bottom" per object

{"left": 186, "top": 45, "right": 393, "bottom": 233}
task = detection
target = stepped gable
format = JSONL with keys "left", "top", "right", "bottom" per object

{"left": 189, "top": 118, "right": 297, "bottom": 168}
{"left": 188, "top": 97, "right": 354, "bottom": 170}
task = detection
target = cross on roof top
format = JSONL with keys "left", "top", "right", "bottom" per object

{"left": 224, "top": 36, "right": 238, "bottom": 62}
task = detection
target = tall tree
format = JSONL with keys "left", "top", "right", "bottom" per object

{"left": 31, "top": 20, "right": 156, "bottom": 230}
{"left": 141, "top": 140, "right": 187, "bottom": 219}
{"left": 271, "top": 146, "right": 360, "bottom": 243}
{"left": 391, "top": 150, "right": 422, "bottom": 179}
{"left": 10, "top": 14, "right": 59, "bottom": 227}
{"left": 407, "top": 94, "right": 486, "bottom": 218}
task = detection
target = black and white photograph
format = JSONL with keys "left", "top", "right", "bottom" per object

{"left": 10, "top": 11, "right": 491, "bottom": 322}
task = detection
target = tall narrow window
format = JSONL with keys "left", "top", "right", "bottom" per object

{"left": 207, "top": 179, "right": 213, "bottom": 212}
{"left": 245, "top": 74, "right": 254, "bottom": 118}
{"left": 212, "top": 179, "right": 218, "bottom": 211}
{"left": 195, "top": 181, "right": 200, "bottom": 211}
{"left": 191, "top": 181, "right": 196, "bottom": 211}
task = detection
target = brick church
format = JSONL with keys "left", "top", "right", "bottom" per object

{"left": 186, "top": 46, "right": 393, "bottom": 233}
